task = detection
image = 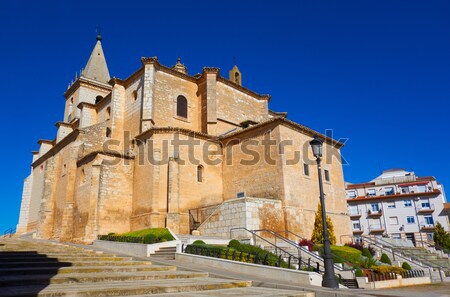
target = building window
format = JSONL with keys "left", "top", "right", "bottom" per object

{"left": 404, "top": 199, "right": 412, "bottom": 207}
{"left": 424, "top": 215, "right": 434, "bottom": 225}
{"left": 389, "top": 216, "right": 399, "bottom": 225}
{"left": 132, "top": 90, "right": 138, "bottom": 101}
{"left": 367, "top": 189, "right": 376, "bottom": 197}
{"left": 401, "top": 186, "right": 409, "bottom": 194}
{"left": 62, "top": 164, "right": 67, "bottom": 176}
{"left": 406, "top": 216, "right": 415, "bottom": 224}
{"left": 371, "top": 203, "right": 380, "bottom": 212}
{"left": 352, "top": 221, "right": 361, "bottom": 230}
{"left": 176, "top": 95, "right": 188, "bottom": 118}
{"left": 417, "top": 185, "right": 426, "bottom": 193}
{"left": 95, "top": 95, "right": 103, "bottom": 104}
{"left": 81, "top": 168, "right": 86, "bottom": 184}
{"left": 385, "top": 187, "right": 394, "bottom": 195}
{"left": 197, "top": 165, "right": 203, "bottom": 182}
{"left": 347, "top": 190, "right": 357, "bottom": 198}
{"left": 324, "top": 169, "right": 330, "bottom": 181}
{"left": 421, "top": 201, "right": 431, "bottom": 209}
{"left": 427, "top": 233, "right": 434, "bottom": 241}
{"left": 106, "top": 107, "right": 111, "bottom": 120}
{"left": 303, "top": 163, "right": 309, "bottom": 176}
{"left": 387, "top": 201, "right": 396, "bottom": 209}
{"left": 106, "top": 127, "right": 112, "bottom": 138}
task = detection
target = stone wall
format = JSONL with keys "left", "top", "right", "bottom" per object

{"left": 198, "top": 197, "right": 284, "bottom": 238}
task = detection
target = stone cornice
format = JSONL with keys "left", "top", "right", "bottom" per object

{"left": 76, "top": 150, "right": 135, "bottom": 167}
{"left": 64, "top": 77, "right": 112, "bottom": 98}
{"left": 37, "top": 139, "right": 54, "bottom": 145}
{"left": 219, "top": 117, "right": 344, "bottom": 148}
{"left": 202, "top": 67, "right": 220, "bottom": 74}
{"left": 217, "top": 76, "right": 271, "bottom": 101}
{"left": 136, "top": 127, "right": 219, "bottom": 143}
{"left": 32, "top": 130, "right": 82, "bottom": 168}
{"left": 77, "top": 102, "right": 97, "bottom": 110}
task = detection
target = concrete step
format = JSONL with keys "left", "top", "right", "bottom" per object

{"left": 0, "top": 277, "right": 252, "bottom": 297}
{"left": 0, "top": 271, "right": 209, "bottom": 286}
{"left": 132, "top": 287, "right": 315, "bottom": 296}
{"left": 0, "top": 256, "right": 132, "bottom": 262}
{"left": 0, "top": 264, "right": 176, "bottom": 276}
{"left": 0, "top": 260, "right": 153, "bottom": 268}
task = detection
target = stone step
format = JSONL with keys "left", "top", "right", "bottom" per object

{"left": 0, "top": 260, "right": 152, "bottom": 268}
{"left": 0, "top": 256, "right": 132, "bottom": 262}
{"left": 0, "top": 264, "right": 176, "bottom": 276}
{"left": 0, "top": 277, "right": 252, "bottom": 297}
{"left": 0, "top": 271, "right": 209, "bottom": 286}
{"left": 131, "top": 287, "right": 315, "bottom": 296}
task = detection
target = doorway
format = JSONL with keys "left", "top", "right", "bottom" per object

{"left": 406, "top": 233, "right": 416, "bottom": 246}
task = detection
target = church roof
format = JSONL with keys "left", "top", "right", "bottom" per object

{"left": 81, "top": 37, "right": 110, "bottom": 83}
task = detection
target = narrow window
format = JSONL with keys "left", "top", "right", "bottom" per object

{"left": 106, "top": 127, "right": 112, "bottom": 138}
{"left": 176, "top": 95, "right": 188, "bottom": 118}
{"left": 197, "top": 165, "right": 203, "bottom": 182}
{"left": 132, "top": 90, "right": 138, "bottom": 101}
{"left": 303, "top": 163, "right": 309, "bottom": 176}
{"left": 106, "top": 107, "right": 111, "bottom": 120}
{"left": 324, "top": 169, "right": 330, "bottom": 181}
{"left": 81, "top": 168, "right": 86, "bottom": 184}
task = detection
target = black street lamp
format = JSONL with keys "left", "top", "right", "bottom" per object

{"left": 309, "top": 136, "right": 338, "bottom": 289}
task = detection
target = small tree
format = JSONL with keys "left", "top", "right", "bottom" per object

{"left": 362, "top": 248, "right": 372, "bottom": 259}
{"left": 434, "top": 222, "right": 450, "bottom": 249}
{"left": 311, "top": 203, "right": 336, "bottom": 245}
{"left": 402, "top": 262, "right": 412, "bottom": 270}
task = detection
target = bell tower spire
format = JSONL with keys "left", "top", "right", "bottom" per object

{"left": 81, "top": 31, "right": 111, "bottom": 83}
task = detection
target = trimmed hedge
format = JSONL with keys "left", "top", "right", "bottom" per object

{"left": 372, "top": 265, "right": 405, "bottom": 274}
{"left": 228, "top": 239, "right": 240, "bottom": 249}
{"left": 99, "top": 228, "right": 174, "bottom": 244}
{"left": 355, "top": 269, "right": 363, "bottom": 277}
{"left": 193, "top": 240, "right": 206, "bottom": 245}
{"left": 317, "top": 245, "right": 362, "bottom": 264}
{"left": 402, "top": 262, "right": 412, "bottom": 270}
{"left": 380, "top": 253, "right": 392, "bottom": 265}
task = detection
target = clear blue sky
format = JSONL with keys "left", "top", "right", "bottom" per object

{"left": 0, "top": 1, "right": 449, "bottom": 232}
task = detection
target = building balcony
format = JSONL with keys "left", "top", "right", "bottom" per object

{"left": 352, "top": 226, "right": 364, "bottom": 234}
{"left": 368, "top": 224, "right": 385, "bottom": 233}
{"left": 420, "top": 223, "right": 436, "bottom": 231}
{"left": 417, "top": 204, "right": 435, "bottom": 214}
{"left": 349, "top": 210, "right": 362, "bottom": 218}
{"left": 367, "top": 209, "right": 382, "bottom": 217}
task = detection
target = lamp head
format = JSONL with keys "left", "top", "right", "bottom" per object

{"left": 310, "top": 136, "right": 323, "bottom": 158}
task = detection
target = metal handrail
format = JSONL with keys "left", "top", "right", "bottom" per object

{"left": 3, "top": 227, "right": 16, "bottom": 236}
{"left": 361, "top": 236, "right": 445, "bottom": 271}
{"left": 276, "top": 230, "right": 363, "bottom": 272}
{"left": 229, "top": 227, "right": 320, "bottom": 272}
{"left": 251, "top": 229, "right": 328, "bottom": 271}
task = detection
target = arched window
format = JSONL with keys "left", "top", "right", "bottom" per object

{"left": 95, "top": 95, "right": 103, "bottom": 104}
{"left": 176, "top": 95, "right": 188, "bottom": 118}
{"left": 106, "top": 107, "right": 111, "bottom": 120}
{"left": 235, "top": 72, "right": 240, "bottom": 84}
{"left": 197, "top": 165, "right": 204, "bottom": 182}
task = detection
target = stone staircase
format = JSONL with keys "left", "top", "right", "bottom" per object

{"left": 151, "top": 246, "right": 177, "bottom": 260}
{"left": 0, "top": 238, "right": 314, "bottom": 296}
{"left": 396, "top": 247, "right": 450, "bottom": 269}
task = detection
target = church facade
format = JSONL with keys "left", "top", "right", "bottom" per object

{"left": 17, "top": 36, "right": 351, "bottom": 243}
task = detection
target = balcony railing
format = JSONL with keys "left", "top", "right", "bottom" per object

{"left": 367, "top": 209, "right": 382, "bottom": 216}
{"left": 368, "top": 224, "right": 385, "bottom": 233}
{"left": 420, "top": 223, "right": 436, "bottom": 230}
{"left": 417, "top": 204, "right": 435, "bottom": 213}
{"left": 349, "top": 209, "right": 362, "bottom": 218}
{"left": 352, "top": 226, "right": 364, "bottom": 233}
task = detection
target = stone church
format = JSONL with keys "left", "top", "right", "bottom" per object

{"left": 17, "top": 36, "right": 351, "bottom": 243}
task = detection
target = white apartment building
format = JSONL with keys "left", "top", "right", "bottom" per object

{"left": 346, "top": 168, "right": 449, "bottom": 247}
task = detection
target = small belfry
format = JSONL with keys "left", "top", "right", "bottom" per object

{"left": 229, "top": 65, "right": 242, "bottom": 86}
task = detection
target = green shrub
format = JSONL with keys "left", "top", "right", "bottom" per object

{"left": 355, "top": 269, "right": 363, "bottom": 277}
{"left": 317, "top": 245, "right": 362, "bottom": 265}
{"left": 380, "top": 253, "right": 392, "bottom": 265}
{"left": 401, "top": 262, "right": 412, "bottom": 270}
{"left": 228, "top": 239, "right": 240, "bottom": 248}
{"left": 362, "top": 248, "right": 372, "bottom": 259}
{"left": 192, "top": 240, "right": 206, "bottom": 245}
{"left": 361, "top": 257, "right": 377, "bottom": 269}
{"left": 372, "top": 265, "right": 404, "bottom": 274}
{"left": 107, "top": 232, "right": 116, "bottom": 236}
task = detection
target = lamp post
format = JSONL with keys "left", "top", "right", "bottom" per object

{"left": 309, "top": 136, "right": 338, "bottom": 289}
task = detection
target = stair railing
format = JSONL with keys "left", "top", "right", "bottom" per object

{"left": 229, "top": 227, "right": 322, "bottom": 272}
{"left": 3, "top": 227, "right": 16, "bottom": 237}
{"left": 274, "top": 229, "right": 363, "bottom": 272}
